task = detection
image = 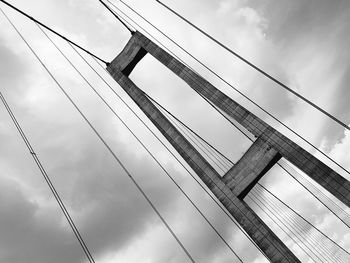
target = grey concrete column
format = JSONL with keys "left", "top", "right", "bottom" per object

{"left": 126, "top": 31, "right": 350, "bottom": 208}
{"left": 107, "top": 60, "right": 300, "bottom": 263}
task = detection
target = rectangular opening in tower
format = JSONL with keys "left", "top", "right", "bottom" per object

{"left": 129, "top": 54, "right": 254, "bottom": 176}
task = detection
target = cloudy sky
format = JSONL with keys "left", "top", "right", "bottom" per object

{"left": 0, "top": 0, "right": 350, "bottom": 262}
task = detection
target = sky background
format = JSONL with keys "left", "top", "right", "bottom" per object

{"left": 0, "top": 0, "right": 350, "bottom": 262}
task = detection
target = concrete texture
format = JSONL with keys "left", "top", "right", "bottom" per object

{"left": 223, "top": 137, "right": 281, "bottom": 199}
{"left": 107, "top": 32, "right": 301, "bottom": 263}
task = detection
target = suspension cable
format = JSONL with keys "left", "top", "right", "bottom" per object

{"left": 255, "top": 185, "right": 342, "bottom": 263}
{"left": 278, "top": 161, "right": 350, "bottom": 228}
{"left": 248, "top": 191, "right": 319, "bottom": 262}
{"left": 259, "top": 188, "right": 345, "bottom": 263}
{"left": 0, "top": 0, "right": 108, "bottom": 64}
{"left": 98, "top": 0, "right": 134, "bottom": 33}
{"left": 154, "top": 0, "right": 350, "bottom": 132}
{"left": 251, "top": 188, "right": 329, "bottom": 263}
{"left": 289, "top": 170, "right": 350, "bottom": 222}
{"left": 37, "top": 22, "right": 243, "bottom": 262}
{"left": 0, "top": 92, "right": 96, "bottom": 263}
{"left": 257, "top": 183, "right": 350, "bottom": 259}
{"left": 1, "top": 9, "right": 195, "bottom": 263}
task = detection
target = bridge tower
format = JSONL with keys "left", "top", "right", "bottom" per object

{"left": 106, "top": 31, "right": 350, "bottom": 263}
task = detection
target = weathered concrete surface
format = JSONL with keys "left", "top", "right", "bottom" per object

{"left": 223, "top": 137, "right": 281, "bottom": 199}
{"left": 108, "top": 34, "right": 147, "bottom": 76}
{"left": 107, "top": 44, "right": 301, "bottom": 262}
{"left": 119, "top": 31, "right": 350, "bottom": 209}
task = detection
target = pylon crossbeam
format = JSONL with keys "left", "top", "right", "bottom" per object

{"left": 223, "top": 137, "right": 281, "bottom": 199}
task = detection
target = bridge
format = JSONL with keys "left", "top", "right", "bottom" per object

{"left": 0, "top": 0, "right": 349, "bottom": 262}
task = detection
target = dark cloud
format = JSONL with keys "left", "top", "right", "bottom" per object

{"left": 248, "top": 0, "right": 350, "bottom": 44}
{"left": 0, "top": 176, "right": 85, "bottom": 263}
{"left": 245, "top": 0, "right": 350, "bottom": 146}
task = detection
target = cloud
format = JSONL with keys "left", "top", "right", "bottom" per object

{"left": 319, "top": 124, "right": 350, "bottom": 180}
{"left": 0, "top": 176, "right": 84, "bottom": 263}
{"left": 245, "top": 0, "right": 350, "bottom": 146}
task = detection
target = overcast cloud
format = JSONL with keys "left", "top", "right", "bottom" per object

{"left": 0, "top": 0, "right": 350, "bottom": 262}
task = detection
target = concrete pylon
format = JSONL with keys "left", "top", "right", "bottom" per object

{"left": 107, "top": 31, "right": 302, "bottom": 262}
{"left": 111, "top": 31, "right": 350, "bottom": 209}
